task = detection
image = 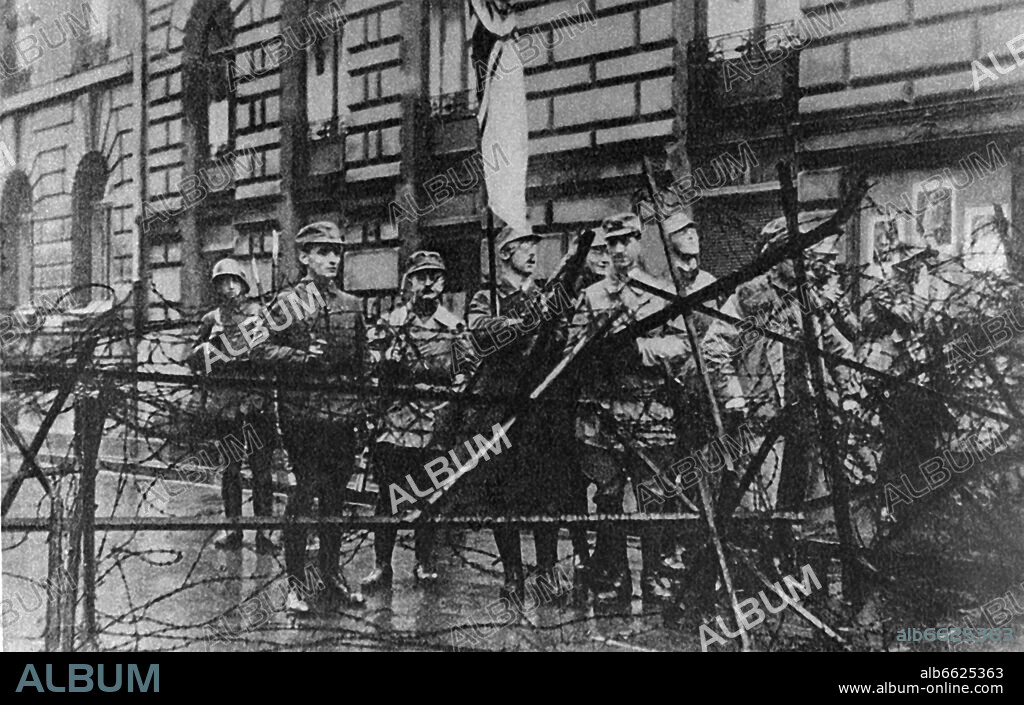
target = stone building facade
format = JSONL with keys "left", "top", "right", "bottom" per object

{"left": 2, "top": 0, "right": 1022, "bottom": 325}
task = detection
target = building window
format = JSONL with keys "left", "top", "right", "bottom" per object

{"left": 307, "top": 0, "right": 349, "bottom": 141}
{"left": 861, "top": 161, "right": 1013, "bottom": 272}
{"left": 31, "top": 216, "right": 72, "bottom": 305}
{"left": 706, "top": 0, "right": 801, "bottom": 60}
{"left": 11, "top": 0, "right": 35, "bottom": 71}
{"left": 73, "top": 0, "right": 110, "bottom": 70}
{"left": 1, "top": 0, "right": 36, "bottom": 93}
{"left": 0, "top": 170, "right": 32, "bottom": 308}
{"left": 71, "top": 152, "right": 111, "bottom": 301}
{"left": 428, "top": 0, "right": 478, "bottom": 116}
{"left": 202, "top": 3, "right": 235, "bottom": 158}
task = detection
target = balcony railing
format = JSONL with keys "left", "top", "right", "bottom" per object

{"left": 703, "top": 20, "right": 806, "bottom": 64}
{"left": 308, "top": 118, "right": 345, "bottom": 175}
{"left": 308, "top": 116, "right": 346, "bottom": 143}
{"left": 428, "top": 90, "right": 479, "bottom": 120}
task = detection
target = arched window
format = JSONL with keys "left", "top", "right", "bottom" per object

{"left": 0, "top": 171, "right": 31, "bottom": 308}
{"left": 71, "top": 152, "right": 110, "bottom": 303}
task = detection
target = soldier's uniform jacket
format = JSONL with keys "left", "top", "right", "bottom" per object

{"left": 729, "top": 269, "right": 854, "bottom": 417}
{"left": 567, "top": 268, "right": 737, "bottom": 450}
{"left": 188, "top": 298, "right": 270, "bottom": 418}
{"left": 463, "top": 275, "right": 563, "bottom": 431}
{"left": 256, "top": 277, "right": 366, "bottom": 423}
{"left": 371, "top": 302, "right": 468, "bottom": 449}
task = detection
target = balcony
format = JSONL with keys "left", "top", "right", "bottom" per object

{"left": 689, "top": 22, "right": 801, "bottom": 138}
{"left": 426, "top": 90, "right": 479, "bottom": 156}
{"left": 308, "top": 117, "right": 346, "bottom": 176}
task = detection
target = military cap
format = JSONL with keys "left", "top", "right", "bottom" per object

{"left": 495, "top": 225, "right": 540, "bottom": 251}
{"left": 295, "top": 220, "right": 343, "bottom": 249}
{"left": 211, "top": 257, "right": 251, "bottom": 294}
{"left": 760, "top": 210, "right": 840, "bottom": 253}
{"left": 663, "top": 211, "right": 696, "bottom": 237}
{"left": 404, "top": 250, "right": 446, "bottom": 277}
{"left": 602, "top": 212, "right": 642, "bottom": 239}
{"left": 588, "top": 227, "right": 608, "bottom": 249}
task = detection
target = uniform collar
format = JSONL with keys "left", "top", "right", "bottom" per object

{"left": 608, "top": 268, "right": 663, "bottom": 300}
{"left": 391, "top": 302, "right": 461, "bottom": 329}
{"left": 302, "top": 274, "right": 339, "bottom": 296}
{"left": 221, "top": 297, "right": 246, "bottom": 314}
{"left": 496, "top": 274, "right": 538, "bottom": 297}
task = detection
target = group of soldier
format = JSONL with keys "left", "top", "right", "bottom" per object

{"left": 187, "top": 204, "right": 959, "bottom": 614}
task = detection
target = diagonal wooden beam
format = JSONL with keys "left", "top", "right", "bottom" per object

{"left": 2, "top": 334, "right": 99, "bottom": 517}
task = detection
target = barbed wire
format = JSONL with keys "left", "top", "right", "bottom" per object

{"left": 2, "top": 238, "right": 1023, "bottom": 652}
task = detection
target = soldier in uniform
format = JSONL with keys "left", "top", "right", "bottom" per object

{"left": 658, "top": 213, "right": 744, "bottom": 566}
{"left": 568, "top": 212, "right": 717, "bottom": 603}
{"left": 565, "top": 226, "right": 611, "bottom": 574}
{"left": 729, "top": 212, "right": 856, "bottom": 514}
{"left": 255, "top": 221, "right": 366, "bottom": 612}
{"left": 463, "top": 224, "right": 574, "bottom": 601}
{"left": 362, "top": 251, "right": 467, "bottom": 590}
{"left": 859, "top": 242, "right": 956, "bottom": 506}
{"left": 188, "top": 258, "right": 277, "bottom": 554}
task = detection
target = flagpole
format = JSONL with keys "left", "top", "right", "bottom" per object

{"left": 486, "top": 210, "right": 498, "bottom": 316}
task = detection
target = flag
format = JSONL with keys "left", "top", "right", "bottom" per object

{"left": 469, "top": 0, "right": 528, "bottom": 234}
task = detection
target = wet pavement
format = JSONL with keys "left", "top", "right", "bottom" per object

{"left": 2, "top": 470, "right": 700, "bottom": 652}
{"left": 5, "top": 465, "right": 1023, "bottom": 652}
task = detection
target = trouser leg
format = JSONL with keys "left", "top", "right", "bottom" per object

{"left": 319, "top": 426, "right": 354, "bottom": 579}
{"left": 640, "top": 524, "right": 664, "bottom": 578}
{"left": 283, "top": 461, "right": 314, "bottom": 583}
{"left": 221, "top": 455, "right": 243, "bottom": 519}
{"left": 567, "top": 463, "right": 591, "bottom": 561}
{"left": 531, "top": 448, "right": 560, "bottom": 574}
{"left": 494, "top": 526, "right": 523, "bottom": 582}
{"left": 534, "top": 525, "right": 559, "bottom": 574}
{"left": 371, "top": 443, "right": 399, "bottom": 567}
{"left": 405, "top": 446, "right": 437, "bottom": 567}
{"left": 494, "top": 450, "right": 524, "bottom": 582}
{"left": 593, "top": 472, "right": 627, "bottom": 577}
{"left": 249, "top": 431, "right": 274, "bottom": 518}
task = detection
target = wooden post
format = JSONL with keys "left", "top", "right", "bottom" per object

{"left": 775, "top": 45, "right": 861, "bottom": 603}
{"left": 44, "top": 495, "right": 65, "bottom": 652}
{"left": 642, "top": 158, "right": 750, "bottom": 652}
{"left": 778, "top": 163, "right": 862, "bottom": 605}
{"left": 1, "top": 334, "right": 99, "bottom": 517}
{"left": 59, "top": 506, "right": 82, "bottom": 652}
{"left": 487, "top": 211, "right": 498, "bottom": 315}
{"left": 79, "top": 391, "right": 107, "bottom": 648}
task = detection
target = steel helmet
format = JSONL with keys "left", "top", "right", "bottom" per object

{"left": 211, "top": 258, "right": 251, "bottom": 294}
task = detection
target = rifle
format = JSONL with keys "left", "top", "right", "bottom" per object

{"left": 266, "top": 230, "right": 295, "bottom": 488}
{"left": 515, "top": 227, "right": 596, "bottom": 399}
